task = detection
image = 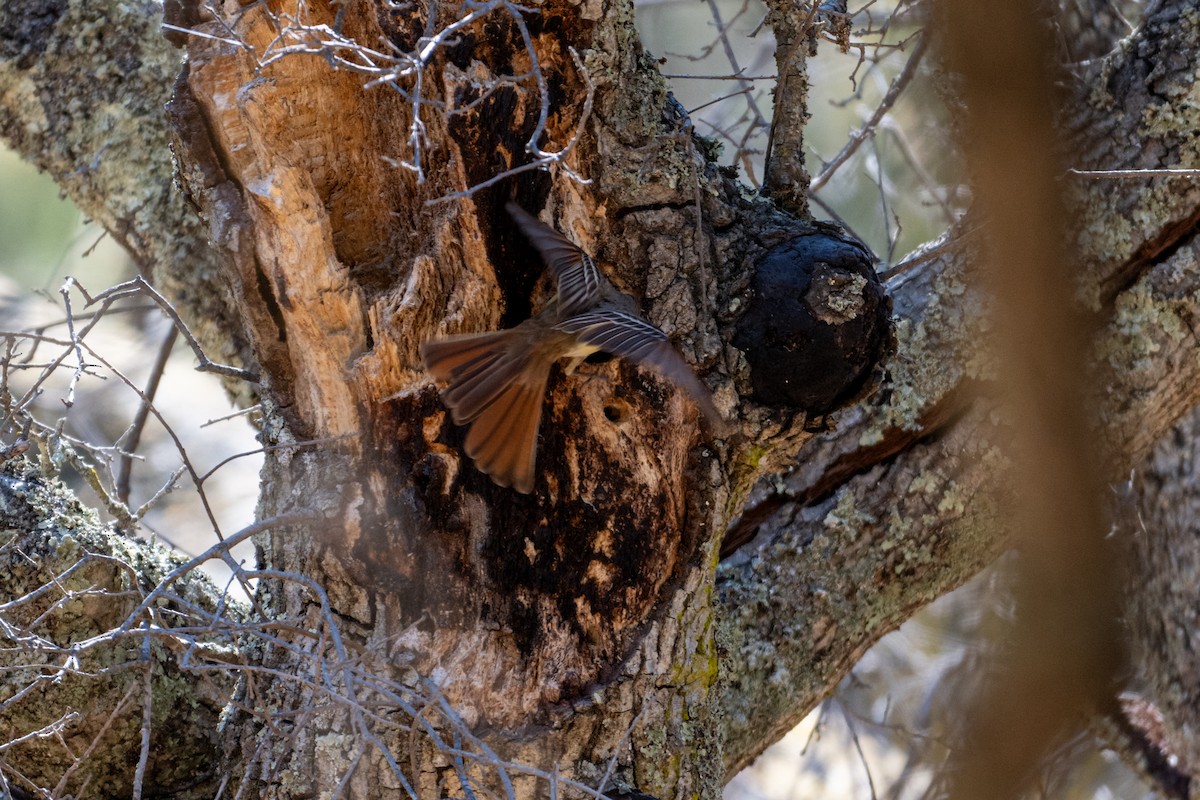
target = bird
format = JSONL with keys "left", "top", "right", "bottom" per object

{"left": 420, "top": 201, "right": 723, "bottom": 494}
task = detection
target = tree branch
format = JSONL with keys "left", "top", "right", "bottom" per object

{"left": 718, "top": 0, "right": 1200, "bottom": 772}
{"left": 0, "top": 0, "right": 255, "bottom": 397}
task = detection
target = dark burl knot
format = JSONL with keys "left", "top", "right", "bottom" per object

{"left": 733, "top": 229, "right": 892, "bottom": 414}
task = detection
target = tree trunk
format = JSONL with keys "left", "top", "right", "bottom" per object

{"left": 163, "top": 0, "right": 863, "bottom": 796}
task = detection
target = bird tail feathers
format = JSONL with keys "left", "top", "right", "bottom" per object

{"left": 419, "top": 330, "right": 550, "bottom": 493}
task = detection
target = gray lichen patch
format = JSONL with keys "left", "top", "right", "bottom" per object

{"left": 0, "top": 457, "right": 239, "bottom": 796}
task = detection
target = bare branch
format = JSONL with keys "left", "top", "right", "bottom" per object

{"left": 115, "top": 325, "right": 178, "bottom": 505}
{"left": 809, "top": 31, "right": 927, "bottom": 192}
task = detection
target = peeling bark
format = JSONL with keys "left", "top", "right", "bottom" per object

{"left": 1064, "top": 2, "right": 1200, "bottom": 311}
{"left": 1121, "top": 402, "right": 1200, "bottom": 788}
{"left": 161, "top": 0, "right": 826, "bottom": 796}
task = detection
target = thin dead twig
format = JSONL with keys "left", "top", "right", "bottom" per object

{"left": 810, "top": 30, "right": 927, "bottom": 192}
{"left": 429, "top": 46, "right": 595, "bottom": 204}
{"left": 77, "top": 276, "right": 256, "bottom": 383}
{"left": 57, "top": 279, "right": 89, "bottom": 409}
{"left": 115, "top": 325, "right": 178, "bottom": 506}
{"left": 132, "top": 633, "right": 154, "bottom": 800}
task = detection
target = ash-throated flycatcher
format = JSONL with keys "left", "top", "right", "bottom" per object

{"left": 421, "top": 202, "right": 722, "bottom": 493}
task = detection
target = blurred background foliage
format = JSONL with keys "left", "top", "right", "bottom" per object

{"left": 0, "top": 146, "right": 261, "bottom": 592}
{"left": 0, "top": 0, "right": 1156, "bottom": 796}
{"left": 637, "top": 0, "right": 963, "bottom": 262}
{"left": 0, "top": 145, "right": 129, "bottom": 288}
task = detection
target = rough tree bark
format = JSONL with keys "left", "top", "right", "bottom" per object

{"left": 161, "top": 1, "right": 861, "bottom": 796}
{"left": 3, "top": 0, "right": 1200, "bottom": 797}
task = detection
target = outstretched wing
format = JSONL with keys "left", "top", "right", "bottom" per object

{"left": 555, "top": 308, "right": 724, "bottom": 427}
{"left": 506, "top": 202, "right": 601, "bottom": 317}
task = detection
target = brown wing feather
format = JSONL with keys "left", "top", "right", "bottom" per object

{"left": 443, "top": 346, "right": 531, "bottom": 423}
{"left": 556, "top": 308, "right": 724, "bottom": 427}
{"left": 506, "top": 202, "right": 601, "bottom": 317}
{"left": 421, "top": 330, "right": 529, "bottom": 424}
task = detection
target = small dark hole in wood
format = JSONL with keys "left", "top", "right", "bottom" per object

{"left": 603, "top": 405, "right": 623, "bottom": 423}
